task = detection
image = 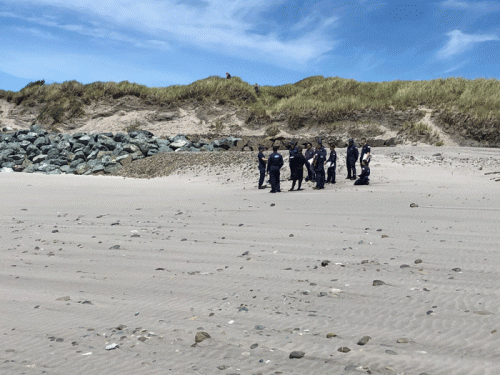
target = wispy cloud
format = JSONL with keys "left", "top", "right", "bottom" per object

{"left": 11, "top": 26, "right": 59, "bottom": 40}
{"left": 437, "top": 29, "right": 499, "bottom": 59}
{"left": 4, "top": 0, "right": 340, "bottom": 68}
{"left": 440, "top": 0, "right": 500, "bottom": 12}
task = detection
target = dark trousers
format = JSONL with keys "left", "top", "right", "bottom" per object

{"left": 291, "top": 169, "right": 303, "bottom": 190}
{"left": 346, "top": 160, "right": 356, "bottom": 178}
{"left": 305, "top": 161, "right": 315, "bottom": 181}
{"left": 326, "top": 167, "right": 336, "bottom": 183}
{"left": 354, "top": 177, "right": 369, "bottom": 185}
{"left": 269, "top": 167, "right": 281, "bottom": 192}
{"left": 315, "top": 169, "right": 325, "bottom": 189}
{"left": 258, "top": 168, "right": 265, "bottom": 187}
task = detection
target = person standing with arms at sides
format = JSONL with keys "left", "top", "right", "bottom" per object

{"left": 288, "top": 141, "right": 298, "bottom": 180}
{"left": 254, "top": 83, "right": 260, "bottom": 95}
{"left": 359, "top": 138, "right": 371, "bottom": 169}
{"left": 326, "top": 143, "right": 337, "bottom": 184}
{"left": 267, "top": 145, "right": 284, "bottom": 193}
{"left": 354, "top": 156, "right": 371, "bottom": 185}
{"left": 313, "top": 139, "right": 327, "bottom": 190}
{"left": 304, "top": 142, "right": 316, "bottom": 182}
{"left": 346, "top": 139, "right": 359, "bottom": 180}
{"left": 257, "top": 146, "right": 268, "bottom": 189}
{"left": 289, "top": 146, "right": 306, "bottom": 191}
{"left": 226, "top": 72, "right": 231, "bottom": 79}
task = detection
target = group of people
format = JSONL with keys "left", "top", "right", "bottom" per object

{"left": 258, "top": 139, "right": 371, "bottom": 193}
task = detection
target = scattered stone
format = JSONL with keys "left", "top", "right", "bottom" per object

{"left": 270, "top": 203, "right": 275, "bottom": 207}
{"left": 381, "top": 234, "right": 389, "bottom": 238}
{"left": 385, "top": 350, "right": 397, "bottom": 355}
{"left": 56, "top": 296, "right": 71, "bottom": 301}
{"left": 357, "top": 336, "right": 371, "bottom": 346}
{"left": 238, "top": 307, "right": 248, "bottom": 312}
{"left": 105, "top": 343, "right": 119, "bottom": 350}
{"left": 289, "top": 234, "right": 294, "bottom": 237}
{"left": 156, "top": 268, "right": 165, "bottom": 271}
{"left": 254, "top": 325, "right": 265, "bottom": 330}
{"left": 338, "top": 347, "right": 351, "bottom": 353}
{"left": 52, "top": 229, "right": 59, "bottom": 233}
{"left": 195, "top": 331, "right": 211, "bottom": 343}
{"left": 250, "top": 343, "right": 258, "bottom": 349}
{"left": 400, "top": 264, "right": 410, "bottom": 268}
{"left": 326, "top": 333, "right": 337, "bottom": 338}
{"left": 397, "top": 338, "right": 410, "bottom": 343}
{"left": 109, "top": 245, "right": 120, "bottom": 250}
{"left": 289, "top": 351, "right": 305, "bottom": 359}
{"left": 321, "top": 260, "right": 330, "bottom": 267}
{"left": 426, "top": 310, "right": 434, "bottom": 315}
{"left": 452, "top": 268, "right": 462, "bottom": 272}
{"left": 373, "top": 280, "right": 385, "bottom": 286}
{"left": 410, "top": 203, "right": 419, "bottom": 208}
{"left": 137, "top": 337, "right": 147, "bottom": 342}
{"left": 116, "top": 324, "right": 127, "bottom": 330}
{"left": 414, "top": 259, "right": 423, "bottom": 264}
{"left": 319, "top": 292, "right": 327, "bottom": 297}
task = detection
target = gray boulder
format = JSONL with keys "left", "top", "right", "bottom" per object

{"left": 75, "top": 163, "right": 91, "bottom": 175}
{"left": 158, "top": 146, "right": 173, "bottom": 153}
{"left": 123, "top": 144, "right": 140, "bottom": 153}
{"left": 170, "top": 139, "right": 190, "bottom": 149}
{"left": 32, "top": 154, "right": 48, "bottom": 163}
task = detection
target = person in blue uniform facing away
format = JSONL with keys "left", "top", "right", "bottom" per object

{"left": 257, "top": 146, "right": 268, "bottom": 189}
{"left": 267, "top": 145, "right": 284, "bottom": 193}
{"left": 288, "top": 141, "right": 298, "bottom": 180}
{"left": 359, "top": 138, "right": 371, "bottom": 169}
{"left": 304, "top": 142, "right": 316, "bottom": 182}
{"left": 289, "top": 146, "right": 306, "bottom": 191}
{"left": 354, "top": 156, "right": 370, "bottom": 185}
{"left": 346, "top": 139, "right": 359, "bottom": 180}
{"left": 312, "top": 139, "right": 327, "bottom": 190}
{"left": 326, "top": 143, "right": 337, "bottom": 184}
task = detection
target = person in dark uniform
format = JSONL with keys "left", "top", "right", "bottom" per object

{"left": 289, "top": 146, "right": 306, "bottom": 191}
{"left": 254, "top": 83, "right": 260, "bottom": 95}
{"left": 326, "top": 143, "right": 337, "bottom": 184}
{"left": 312, "top": 139, "right": 327, "bottom": 190}
{"left": 257, "top": 146, "right": 268, "bottom": 189}
{"left": 354, "top": 157, "right": 370, "bottom": 185}
{"left": 288, "top": 141, "right": 298, "bottom": 180}
{"left": 267, "top": 145, "right": 284, "bottom": 193}
{"left": 226, "top": 72, "right": 231, "bottom": 79}
{"left": 359, "top": 138, "right": 371, "bottom": 169}
{"left": 304, "top": 142, "right": 316, "bottom": 182}
{"left": 346, "top": 139, "right": 359, "bottom": 180}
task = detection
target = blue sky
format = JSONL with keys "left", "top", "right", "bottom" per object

{"left": 1, "top": 0, "right": 500, "bottom": 91}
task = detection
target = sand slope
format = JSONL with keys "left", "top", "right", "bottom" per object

{"left": 1, "top": 146, "right": 500, "bottom": 375}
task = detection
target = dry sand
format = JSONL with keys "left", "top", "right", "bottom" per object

{"left": 1, "top": 146, "right": 500, "bottom": 375}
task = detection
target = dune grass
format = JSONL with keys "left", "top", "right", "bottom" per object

{"left": 1, "top": 76, "right": 499, "bottom": 127}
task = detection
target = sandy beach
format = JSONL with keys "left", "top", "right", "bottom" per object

{"left": 1, "top": 146, "right": 500, "bottom": 375}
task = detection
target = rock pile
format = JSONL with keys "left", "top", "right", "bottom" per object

{"left": 0, "top": 125, "right": 242, "bottom": 175}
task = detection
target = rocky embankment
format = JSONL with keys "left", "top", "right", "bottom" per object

{"left": 0, "top": 124, "right": 405, "bottom": 176}
{"left": 0, "top": 125, "right": 243, "bottom": 175}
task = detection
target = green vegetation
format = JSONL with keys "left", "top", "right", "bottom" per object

{"left": 398, "top": 121, "right": 441, "bottom": 144}
{"left": 264, "top": 124, "right": 280, "bottom": 137}
{"left": 1, "top": 75, "right": 500, "bottom": 129}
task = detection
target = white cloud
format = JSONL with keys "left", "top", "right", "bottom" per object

{"left": 440, "top": 0, "right": 500, "bottom": 12}
{"left": 437, "top": 30, "right": 499, "bottom": 59}
{"left": 3, "top": 0, "right": 339, "bottom": 68}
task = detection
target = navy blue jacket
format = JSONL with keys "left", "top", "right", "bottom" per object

{"left": 327, "top": 150, "right": 337, "bottom": 169}
{"left": 347, "top": 144, "right": 359, "bottom": 162}
{"left": 313, "top": 147, "right": 327, "bottom": 171}
{"left": 267, "top": 152, "right": 284, "bottom": 172}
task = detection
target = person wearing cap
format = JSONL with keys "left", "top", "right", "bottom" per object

{"left": 326, "top": 143, "right": 337, "bottom": 184}
{"left": 267, "top": 145, "right": 284, "bottom": 193}
{"left": 346, "top": 139, "right": 359, "bottom": 180}
{"left": 288, "top": 141, "right": 298, "bottom": 181}
{"left": 257, "top": 146, "right": 268, "bottom": 189}
{"left": 354, "top": 156, "right": 370, "bottom": 185}
{"left": 312, "top": 139, "right": 327, "bottom": 190}
{"left": 359, "top": 138, "right": 371, "bottom": 169}
{"left": 289, "top": 146, "right": 306, "bottom": 191}
{"left": 304, "top": 142, "right": 316, "bottom": 182}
